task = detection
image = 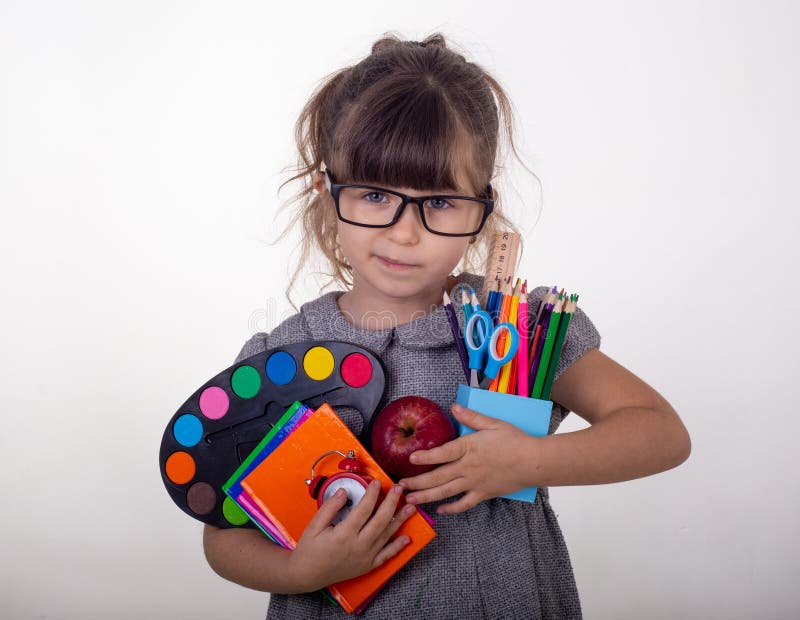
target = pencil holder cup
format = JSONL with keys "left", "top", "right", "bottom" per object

{"left": 455, "top": 384, "right": 552, "bottom": 503}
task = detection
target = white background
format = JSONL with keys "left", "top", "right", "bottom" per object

{"left": 1, "top": 1, "right": 797, "bottom": 618}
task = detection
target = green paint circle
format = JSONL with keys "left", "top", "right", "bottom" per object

{"left": 222, "top": 496, "right": 249, "bottom": 526}
{"left": 231, "top": 365, "right": 261, "bottom": 399}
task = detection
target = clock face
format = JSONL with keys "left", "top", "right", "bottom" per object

{"left": 319, "top": 474, "right": 369, "bottom": 525}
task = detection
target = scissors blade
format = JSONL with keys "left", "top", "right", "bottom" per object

{"left": 470, "top": 369, "right": 481, "bottom": 388}
{"left": 478, "top": 375, "right": 494, "bottom": 390}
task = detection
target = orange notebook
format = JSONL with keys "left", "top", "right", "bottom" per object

{"left": 240, "top": 402, "right": 436, "bottom": 614}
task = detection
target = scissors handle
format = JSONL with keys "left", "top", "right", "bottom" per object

{"left": 482, "top": 322, "right": 519, "bottom": 381}
{"left": 464, "top": 311, "right": 492, "bottom": 359}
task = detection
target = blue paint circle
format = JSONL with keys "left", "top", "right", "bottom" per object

{"left": 173, "top": 414, "right": 203, "bottom": 447}
{"left": 266, "top": 351, "right": 297, "bottom": 385}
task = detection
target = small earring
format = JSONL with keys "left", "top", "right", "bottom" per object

{"left": 469, "top": 236, "right": 477, "bottom": 245}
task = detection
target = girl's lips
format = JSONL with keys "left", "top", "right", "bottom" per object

{"left": 376, "top": 255, "right": 418, "bottom": 270}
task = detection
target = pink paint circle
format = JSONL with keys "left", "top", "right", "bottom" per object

{"left": 199, "top": 386, "right": 229, "bottom": 420}
{"left": 341, "top": 353, "right": 373, "bottom": 388}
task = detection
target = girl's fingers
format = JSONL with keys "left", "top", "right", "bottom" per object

{"left": 390, "top": 503, "right": 419, "bottom": 534}
{"left": 305, "top": 488, "right": 348, "bottom": 535}
{"left": 340, "top": 479, "right": 382, "bottom": 531}
{"left": 450, "top": 403, "right": 500, "bottom": 432}
{"left": 408, "top": 437, "right": 465, "bottom": 467}
{"left": 361, "top": 485, "right": 410, "bottom": 540}
{"left": 406, "top": 476, "right": 468, "bottom": 506}
{"left": 399, "top": 460, "right": 460, "bottom": 493}
{"left": 376, "top": 485, "right": 405, "bottom": 520}
{"left": 371, "top": 533, "right": 412, "bottom": 568}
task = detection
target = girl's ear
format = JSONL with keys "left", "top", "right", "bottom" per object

{"left": 311, "top": 171, "right": 324, "bottom": 195}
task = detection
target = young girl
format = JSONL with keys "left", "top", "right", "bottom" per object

{"left": 202, "top": 33, "right": 691, "bottom": 619}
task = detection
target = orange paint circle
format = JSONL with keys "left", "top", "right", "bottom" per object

{"left": 165, "top": 451, "right": 196, "bottom": 484}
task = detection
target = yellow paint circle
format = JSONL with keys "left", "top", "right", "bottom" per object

{"left": 303, "top": 346, "right": 335, "bottom": 381}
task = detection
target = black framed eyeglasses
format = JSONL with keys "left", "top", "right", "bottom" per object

{"left": 323, "top": 168, "right": 494, "bottom": 237}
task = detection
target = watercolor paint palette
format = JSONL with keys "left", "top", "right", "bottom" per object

{"left": 159, "top": 340, "right": 386, "bottom": 528}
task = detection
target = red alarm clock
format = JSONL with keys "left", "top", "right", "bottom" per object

{"left": 306, "top": 449, "right": 381, "bottom": 525}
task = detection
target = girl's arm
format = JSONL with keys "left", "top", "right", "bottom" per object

{"left": 398, "top": 349, "right": 690, "bottom": 511}
{"left": 203, "top": 524, "right": 304, "bottom": 593}
{"left": 532, "top": 348, "right": 691, "bottom": 486}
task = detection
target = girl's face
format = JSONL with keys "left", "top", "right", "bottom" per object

{"left": 314, "top": 168, "right": 475, "bottom": 307}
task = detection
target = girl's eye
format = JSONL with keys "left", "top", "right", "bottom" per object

{"left": 362, "top": 191, "right": 389, "bottom": 204}
{"left": 426, "top": 198, "right": 452, "bottom": 210}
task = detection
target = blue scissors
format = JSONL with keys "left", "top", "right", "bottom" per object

{"left": 464, "top": 310, "right": 519, "bottom": 389}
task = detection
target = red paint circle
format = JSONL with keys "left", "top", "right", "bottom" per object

{"left": 340, "top": 353, "right": 373, "bottom": 388}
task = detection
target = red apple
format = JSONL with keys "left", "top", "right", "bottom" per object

{"left": 369, "top": 396, "right": 457, "bottom": 479}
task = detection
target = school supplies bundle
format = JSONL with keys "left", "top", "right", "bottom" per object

{"left": 445, "top": 231, "right": 583, "bottom": 503}
{"left": 223, "top": 400, "right": 436, "bottom": 615}
{"left": 159, "top": 339, "right": 438, "bottom": 614}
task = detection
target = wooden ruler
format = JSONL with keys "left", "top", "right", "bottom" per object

{"left": 481, "top": 231, "right": 521, "bottom": 306}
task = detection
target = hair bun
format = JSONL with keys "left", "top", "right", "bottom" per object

{"left": 420, "top": 33, "right": 447, "bottom": 48}
{"left": 371, "top": 32, "right": 448, "bottom": 55}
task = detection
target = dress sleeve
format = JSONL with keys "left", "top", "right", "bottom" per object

{"left": 552, "top": 302, "right": 601, "bottom": 384}
{"left": 234, "top": 332, "right": 270, "bottom": 364}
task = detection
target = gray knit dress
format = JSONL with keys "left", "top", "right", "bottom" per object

{"left": 233, "top": 272, "right": 601, "bottom": 620}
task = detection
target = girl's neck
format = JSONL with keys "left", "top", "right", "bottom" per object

{"left": 337, "top": 274, "right": 458, "bottom": 330}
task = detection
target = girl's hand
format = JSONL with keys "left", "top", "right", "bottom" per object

{"left": 398, "top": 403, "right": 539, "bottom": 514}
{"left": 288, "top": 479, "right": 416, "bottom": 592}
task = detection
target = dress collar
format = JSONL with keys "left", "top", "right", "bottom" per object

{"left": 300, "top": 272, "right": 485, "bottom": 355}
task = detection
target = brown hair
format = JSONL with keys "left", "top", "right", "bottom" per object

{"left": 274, "top": 32, "right": 532, "bottom": 309}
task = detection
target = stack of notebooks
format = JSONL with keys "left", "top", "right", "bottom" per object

{"left": 223, "top": 401, "right": 437, "bottom": 615}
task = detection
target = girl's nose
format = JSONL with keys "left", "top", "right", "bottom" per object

{"left": 386, "top": 200, "right": 424, "bottom": 244}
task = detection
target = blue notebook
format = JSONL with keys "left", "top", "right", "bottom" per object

{"left": 455, "top": 384, "right": 552, "bottom": 503}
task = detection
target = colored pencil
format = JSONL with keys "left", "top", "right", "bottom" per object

{"left": 532, "top": 293, "right": 565, "bottom": 398}
{"left": 528, "top": 297, "right": 555, "bottom": 394}
{"left": 443, "top": 289, "right": 470, "bottom": 382}
{"left": 486, "top": 279, "right": 499, "bottom": 323}
{"left": 541, "top": 296, "right": 576, "bottom": 400}
{"left": 527, "top": 287, "right": 555, "bottom": 369}
{"left": 497, "top": 279, "right": 520, "bottom": 393}
{"left": 516, "top": 281, "right": 529, "bottom": 397}
{"left": 490, "top": 276, "right": 509, "bottom": 324}
{"left": 528, "top": 322, "right": 542, "bottom": 374}
{"left": 531, "top": 285, "right": 557, "bottom": 332}
{"left": 505, "top": 287, "right": 523, "bottom": 395}
{"left": 461, "top": 288, "right": 474, "bottom": 336}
